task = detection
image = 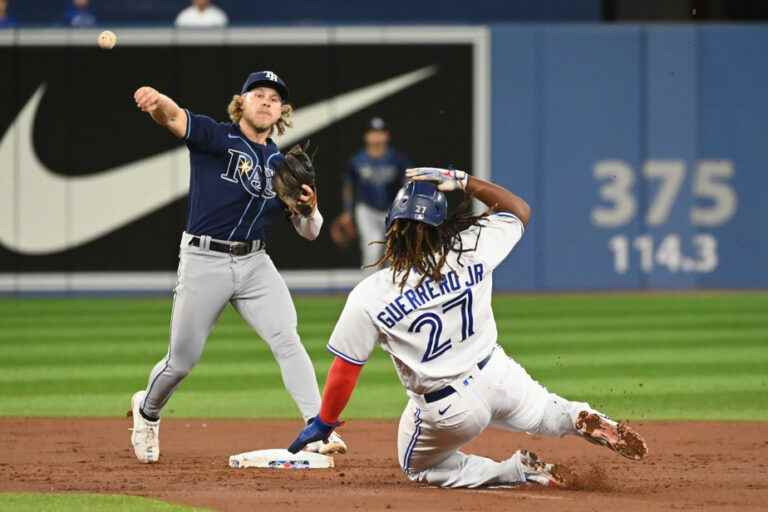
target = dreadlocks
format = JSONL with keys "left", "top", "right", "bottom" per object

{"left": 370, "top": 197, "right": 493, "bottom": 291}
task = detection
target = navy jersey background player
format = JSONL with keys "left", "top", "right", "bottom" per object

{"left": 128, "top": 70, "right": 346, "bottom": 464}
{"left": 332, "top": 118, "right": 411, "bottom": 270}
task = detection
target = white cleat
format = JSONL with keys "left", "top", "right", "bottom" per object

{"left": 305, "top": 431, "right": 348, "bottom": 455}
{"left": 517, "top": 450, "right": 572, "bottom": 488}
{"left": 575, "top": 410, "right": 648, "bottom": 461}
{"left": 128, "top": 391, "right": 160, "bottom": 463}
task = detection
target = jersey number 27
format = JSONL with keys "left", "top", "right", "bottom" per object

{"left": 409, "top": 289, "right": 475, "bottom": 363}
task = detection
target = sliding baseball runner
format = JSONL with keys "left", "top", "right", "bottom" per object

{"left": 288, "top": 168, "right": 647, "bottom": 488}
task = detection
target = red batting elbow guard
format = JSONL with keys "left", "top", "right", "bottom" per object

{"left": 318, "top": 356, "right": 363, "bottom": 424}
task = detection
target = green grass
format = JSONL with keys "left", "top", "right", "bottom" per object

{"left": 0, "top": 293, "right": 766, "bottom": 420}
{"left": 0, "top": 493, "right": 207, "bottom": 511}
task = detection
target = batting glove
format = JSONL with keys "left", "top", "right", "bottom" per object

{"left": 288, "top": 416, "right": 343, "bottom": 454}
{"left": 405, "top": 167, "right": 469, "bottom": 192}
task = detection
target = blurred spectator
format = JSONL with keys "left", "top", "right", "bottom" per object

{"left": 330, "top": 117, "right": 411, "bottom": 270}
{"left": 64, "top": 0, "right": 97, "bottom": 27}
{"left": 175, "top": 0, "right": 229, "bottom": 28}
{"left": 0, "top": 0, "right": 17, "bottom": 28}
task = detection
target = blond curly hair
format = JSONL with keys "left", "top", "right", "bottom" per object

{"left": 227, "top": 94, "right": 293, "bottom": 136}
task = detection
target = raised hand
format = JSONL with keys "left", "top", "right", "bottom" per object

{"left": 405, "top": 167, "right": 469, "bottom": 192}
{"left": 134, "top": 86, "right": 163, "bottom": 113}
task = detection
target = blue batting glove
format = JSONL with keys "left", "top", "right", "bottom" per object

{"left": 288, "top": 416, "right": 340, "bottom": 454}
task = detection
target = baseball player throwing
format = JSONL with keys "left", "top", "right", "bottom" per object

{"left": 288, "top": 168, "right": 647, "bottom": 488}
{"left": 128, "top": 70, "right": 346, "bottom": 463}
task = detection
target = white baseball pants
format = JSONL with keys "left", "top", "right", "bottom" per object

{"left": 397, "top": 346, "right": 592, "bottom": 488}
{"left": 141, "top": 232, "right": 321, "bottom": 420}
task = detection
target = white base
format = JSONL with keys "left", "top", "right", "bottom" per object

{"left": 229, "top": 449, "right": 334, "bottom": 469}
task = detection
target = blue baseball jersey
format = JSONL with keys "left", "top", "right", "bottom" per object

{"left": 346, "top": 148, "right": 410, "bottom": 211}
{"left": 183, "top": 110, "right": 287, "bottom": 241}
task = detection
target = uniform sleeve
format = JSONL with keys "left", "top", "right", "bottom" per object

{"left": 327, "top": 287, "right": 380, "bottom": 365}
{"left": 470, "top": 212, "right": 525, "bottom": 271}
{"left": 184, "top": 110, "right": 222, "bottom": 153}
{"left": 290, "top": 207, "right": 323, "bottom": 240}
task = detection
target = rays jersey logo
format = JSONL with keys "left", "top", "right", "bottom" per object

{"left": 220, "top": 149, "right": 277, "bottom": 199}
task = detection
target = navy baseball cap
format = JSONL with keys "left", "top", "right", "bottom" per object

{"left": 241, "top": 71, "right": 289, "bottom": 101}
{"left": 385, "top": 181, "right": 448, "bottom": 230}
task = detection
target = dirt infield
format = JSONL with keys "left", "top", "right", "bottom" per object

{"left": 1, "top": 419, "right": 766, "bottom": 511}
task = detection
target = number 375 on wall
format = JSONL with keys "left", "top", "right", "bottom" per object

{"left": 591, "top": 160, "right": 736, "bottom": 228}
{"left": 591, "top": 160, "right": 737, "bottom": 275}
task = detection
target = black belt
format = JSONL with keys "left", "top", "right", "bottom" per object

{"left": 189, "top": 236, "right": 264, "bottom": 256}
{"left": 423, "top": 351, "right": 494, "bottom": 404}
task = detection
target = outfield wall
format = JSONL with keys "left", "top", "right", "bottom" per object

{"left": 0, "top": 25, "right": 766, "bottom": 292}
{"left": 491, "top": 24, "right": 768, "bottom": 290}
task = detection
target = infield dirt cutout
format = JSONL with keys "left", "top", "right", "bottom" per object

{"left": 1, "top": 419, "right": 766, "bottom": 511}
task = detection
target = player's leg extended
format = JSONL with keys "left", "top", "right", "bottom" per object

{"left": 355, "top": 203, "right": 386, "bottom": 270}
{"left": 142, "top": 245, "right": 234, "bottom": 418}
{"left": 131, "top": 242, "right": 234, "bottom": 463}
{"left": 231, "top": 250, "right": 321, "bottom": 420}
{"left": 397, "top": 386, "right": 563, "bottom": 488}
{"left": 489, "top": 346, "right": 648, "bottom": 460}
{"left": 485, "top": 348, "right": 582, "bottom": 437}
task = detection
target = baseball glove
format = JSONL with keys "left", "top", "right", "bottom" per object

{"left": 274, "top": 142, "right": 317, "bottom": 217}
{"left": 330, "top": 213, "right": 357, "bottom": 248}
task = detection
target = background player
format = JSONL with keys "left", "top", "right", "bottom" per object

{"left": 129, "top": 70, "right": 346, "bottom": 463}
{"left": 330, "top": 117, "right": 411, "bottom": 270}
{"left": 288, "top": 168, "right": 647, "bottom": 488}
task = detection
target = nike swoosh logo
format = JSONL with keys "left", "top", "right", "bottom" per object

{"left": 438, "top": 404, "right": 452, "bottom": 415}
{"left": 0, "top": 66, "right": 436, "bottom": 255}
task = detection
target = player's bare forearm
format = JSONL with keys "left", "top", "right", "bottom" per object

{"left": 133, "top": 86, "right": 187, "bottom": 139}
{"left": 466, "top": 176, "right": 531, "bottom": 226}
{"left": 148, "top": 97, "right": 182, "bottom": 128}
{"left": 405, "top": 167, "right": 530, "bottom": 225}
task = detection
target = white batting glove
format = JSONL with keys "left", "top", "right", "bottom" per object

{"left": 405, "top": 167, "right": 469, "bottom": 192}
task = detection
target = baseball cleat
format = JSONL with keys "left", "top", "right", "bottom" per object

{"left": 517, "top": 450, "right": 572, "bottom": 488}
{"left": 128, "top": 391, "right": 160, "bottom": 463}
{"left": 305, "top": 431, "right": 348, "bottom": 455}
{"left": 575, "top": 411, "right": 648, "bottom": 461}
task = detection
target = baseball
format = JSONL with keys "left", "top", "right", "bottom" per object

{"left": 97, "top": 30, "right": 117, "bottom": 50}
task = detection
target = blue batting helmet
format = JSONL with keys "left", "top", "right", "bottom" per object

{"left": 385, "top": 181, "right": 448, "bottom": 230}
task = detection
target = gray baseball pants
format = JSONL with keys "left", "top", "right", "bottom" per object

{"left": 355, "top": 203, "right": 387, "bottom": 271}
{"left": 141, "top": 232, "right": 321, "bottom": 420}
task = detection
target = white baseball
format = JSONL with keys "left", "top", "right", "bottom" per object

{"left": 97, "top": 30, "right": 117, "bottom": 50}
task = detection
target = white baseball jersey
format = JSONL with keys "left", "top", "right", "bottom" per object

{"left": 327, "top": 212, "right": 525, "bottom": 395}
